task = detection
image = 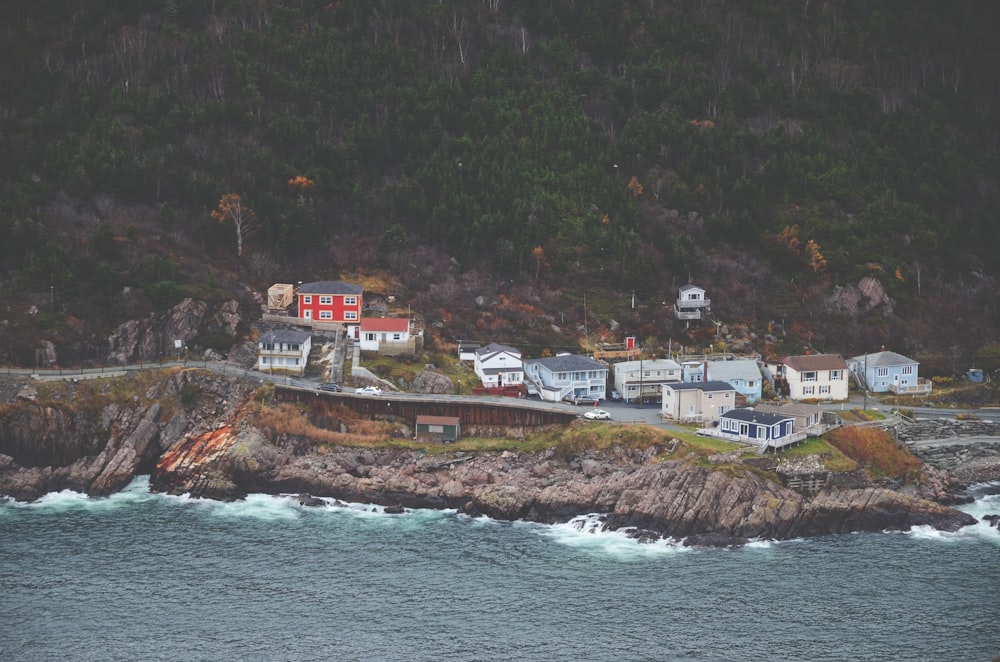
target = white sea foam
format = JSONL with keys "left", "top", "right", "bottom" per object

{"left": 3, "top": 475, "right": 157, "bottom": 513}
{"left": 201, "top": 492, "right": 303, "bottom": 521}
{"left": 534, "top": 514, "right": 690, "bottom": 557}
{"left": 894, "top": 488, "right": 1000, "bottom": 544}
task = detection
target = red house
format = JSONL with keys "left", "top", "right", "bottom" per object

{"left": 297, "top": 281, "right": 363, "bottom": 336}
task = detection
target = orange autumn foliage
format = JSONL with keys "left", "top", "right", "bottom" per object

{"left": 826, "top": 426, "right": 923, "bottom": 479}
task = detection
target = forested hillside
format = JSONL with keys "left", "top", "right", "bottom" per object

{"left": 1, "top": 1, "right": 999, "bottom": 372}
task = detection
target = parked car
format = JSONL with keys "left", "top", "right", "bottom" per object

{"left": 318, "top": 382, "right": 342, "bottom": 392}
{"left": 564, "top": 393, "right": 599, "bottom": 405}
{"left": 610, "top": 390, "right": 622, "bottom": 401}
{"left": 357, "top": 386, "right": 382, "bottom": 396}
{"left": 583, "top": 409, "right": 611, "bottom": 420}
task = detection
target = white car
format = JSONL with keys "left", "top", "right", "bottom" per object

{"left": 357, "top": 386, "right": 382, "bottom": 396}
{"left": 582, "top": 409, "right": 611, "bottom": 421}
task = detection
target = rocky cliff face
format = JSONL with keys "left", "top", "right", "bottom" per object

{"left": 0, "top": 371, "right": 987, "bottom": 546}
{"left": 148, "top": 431, "right": 977, "bottom": 546}
{"left": 107, "top": 297, "right": 241, "bottom": 364}
{"left": 0, "top": 370, "right": 255, "bottom": 500}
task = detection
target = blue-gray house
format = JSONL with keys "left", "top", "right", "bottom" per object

{"left": 847, "top": 350, "right": 932, "bottom": 396}
{"left": 717, "top": 408, "right": 804, "bottom": 452}
{"left": 706, "top": 359, "right": 763, "bottom": 404}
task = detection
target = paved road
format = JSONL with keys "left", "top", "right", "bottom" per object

{"left": 10, "top": 364, "right": 999, "bottom": 441}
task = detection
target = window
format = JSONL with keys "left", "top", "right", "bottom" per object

{"left": 830, "top": 370, "right": 842, "bottom": 380}
{"left": 392, "top": 333, "right": 401, "bottom": 340}
{"left": 344, "top": 296, "right": 357, "bottom": 306}
{"left": 802, "top": 371, "right": 817, "bottom": 382}
{"left": 876, "top": 367, "right": 889, "bottom": 377}
{"left": 288, "top": 343, "right": 299, "bottom": 351}
{"left": 319, "top": 296, "right": 332, "bottom": 305}
{"left": 260, "top": 357, "right": 269, "bottom": 364}
{"left": 319, "top": 311, "right": 332, "bottom": 320}
{"left": 901, "top": 365, "right": 913, "bottom": 375}
{"left": 302, "top": 295, "right": 312, "bottom": 304}
{"left": 748, "top": 381, "right": 756, "bottom": 388}
{"left": 260, "top": 342, "right": 274, "bottom": 351}
{"left": 291, "top": 358, "right": 299, "bottom": 365}
{"left": 819, "top": 385, "right": 830, "bottom": 394}
{"left": 366, "top": 333, "right": 376, "bottom": 341}
{"left": 344, "top": 311, "right": 357, "bottom": 320}
{"left": 803, "top": 386, "right": 815, "bottom": 395}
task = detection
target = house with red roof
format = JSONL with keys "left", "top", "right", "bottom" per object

{"left": 359, "top": 317, "right": 412, "bottom": 353}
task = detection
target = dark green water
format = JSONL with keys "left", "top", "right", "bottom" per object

{"left": 2, "top": 478, "right": 998, "bottom": 661}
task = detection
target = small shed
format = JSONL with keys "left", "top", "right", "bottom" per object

{"left": 267, "top": 283, "right": 294, "bottom": 310}
{"left": 415, "top": 415, "right": 461, "bottom": 443}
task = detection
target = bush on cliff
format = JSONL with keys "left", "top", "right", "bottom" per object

{"left": 825, "top": 427, "right": 923, "bottom": 480}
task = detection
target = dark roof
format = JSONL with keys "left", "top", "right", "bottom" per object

{"left": 476, "top": 342, "right": 520, "bottom": 357}
{"left": 482, "top": 367, "right": 522, "bottom": 375}
{"left": 665, "top": 380, "right": 734, "bottom": 392}
{"left": 782, "top": 354, "right": 847, "bottom": 372}
{"left": 259, "top": 328, "right": 311, "bottom": 344}
{"left": 525, "top": 354, "right": 606, "bottom": 372}
{"left": 297, "top": 280, "right": 363, "bottom": 295}
{"left": 722, "top": 408, "right": 793, "bottom": 425}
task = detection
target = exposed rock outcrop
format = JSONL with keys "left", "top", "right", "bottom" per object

{"left": 107, "top": 298, "right": 241, "bottom": 364}
{"left": 0, "top": 371, "right": 988, "bottom": 546}
{"left": 0, "top": 370, "right": 254, "bottom": 500}
{"left": 828, "top": 276, "right": 894, "bottom": 316}
{"left": 147, "top": 435, "right": 977, "bottom": 545}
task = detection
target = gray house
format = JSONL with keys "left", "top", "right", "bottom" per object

{"left": 523, "top": 354, "right": 608, "bottom": 403}
{"left": 848, "top": 350, "right": 932, "bottom": 396}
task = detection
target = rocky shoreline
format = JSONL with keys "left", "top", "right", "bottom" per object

{"left": 1, "top": 371, "right": 995, "bottom": 546}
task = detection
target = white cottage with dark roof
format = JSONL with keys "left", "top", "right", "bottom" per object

{"left": 473, "top": 342, "right": 524, "bottom": 389}
{"left": 256, "top": 328, "right": 312, "bottom": 376}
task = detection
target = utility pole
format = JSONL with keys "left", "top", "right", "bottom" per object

{"left": 864, "top": 351, "right": 869, "bottom": 410}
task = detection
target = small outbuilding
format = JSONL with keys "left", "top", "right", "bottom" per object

{"left": 415, "top": 415, "right": 461, "bottom": 443}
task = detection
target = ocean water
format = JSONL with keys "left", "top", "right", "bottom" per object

{"left": 1, "top": 478, "right": 998, "bottom": 662}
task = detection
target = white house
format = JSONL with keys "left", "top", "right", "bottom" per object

{"left": 523, "top": 354, "right": 608, "bottom": 403}
{"left": 257, "top": 328, "right": 312, "bottom": 376}
{"left": 458, "top": 342, "right": 480, "bottom": 362}
{"left": 674, "top": 284, "right": 711, "bottom": 321}
{"left": 473, "top": 342, "right": 524, "bottom": 389}
{"left": 771, "top": 354, "right": 849, "bottom": 401}
{"left": 359, "top": 317, "right": 411, "bottom": 353}
{"left": 613, "top": 358, "right": 682, "bottom": 403}
{"left": 661, "top": 380, "right": 736, "bottom": 423}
